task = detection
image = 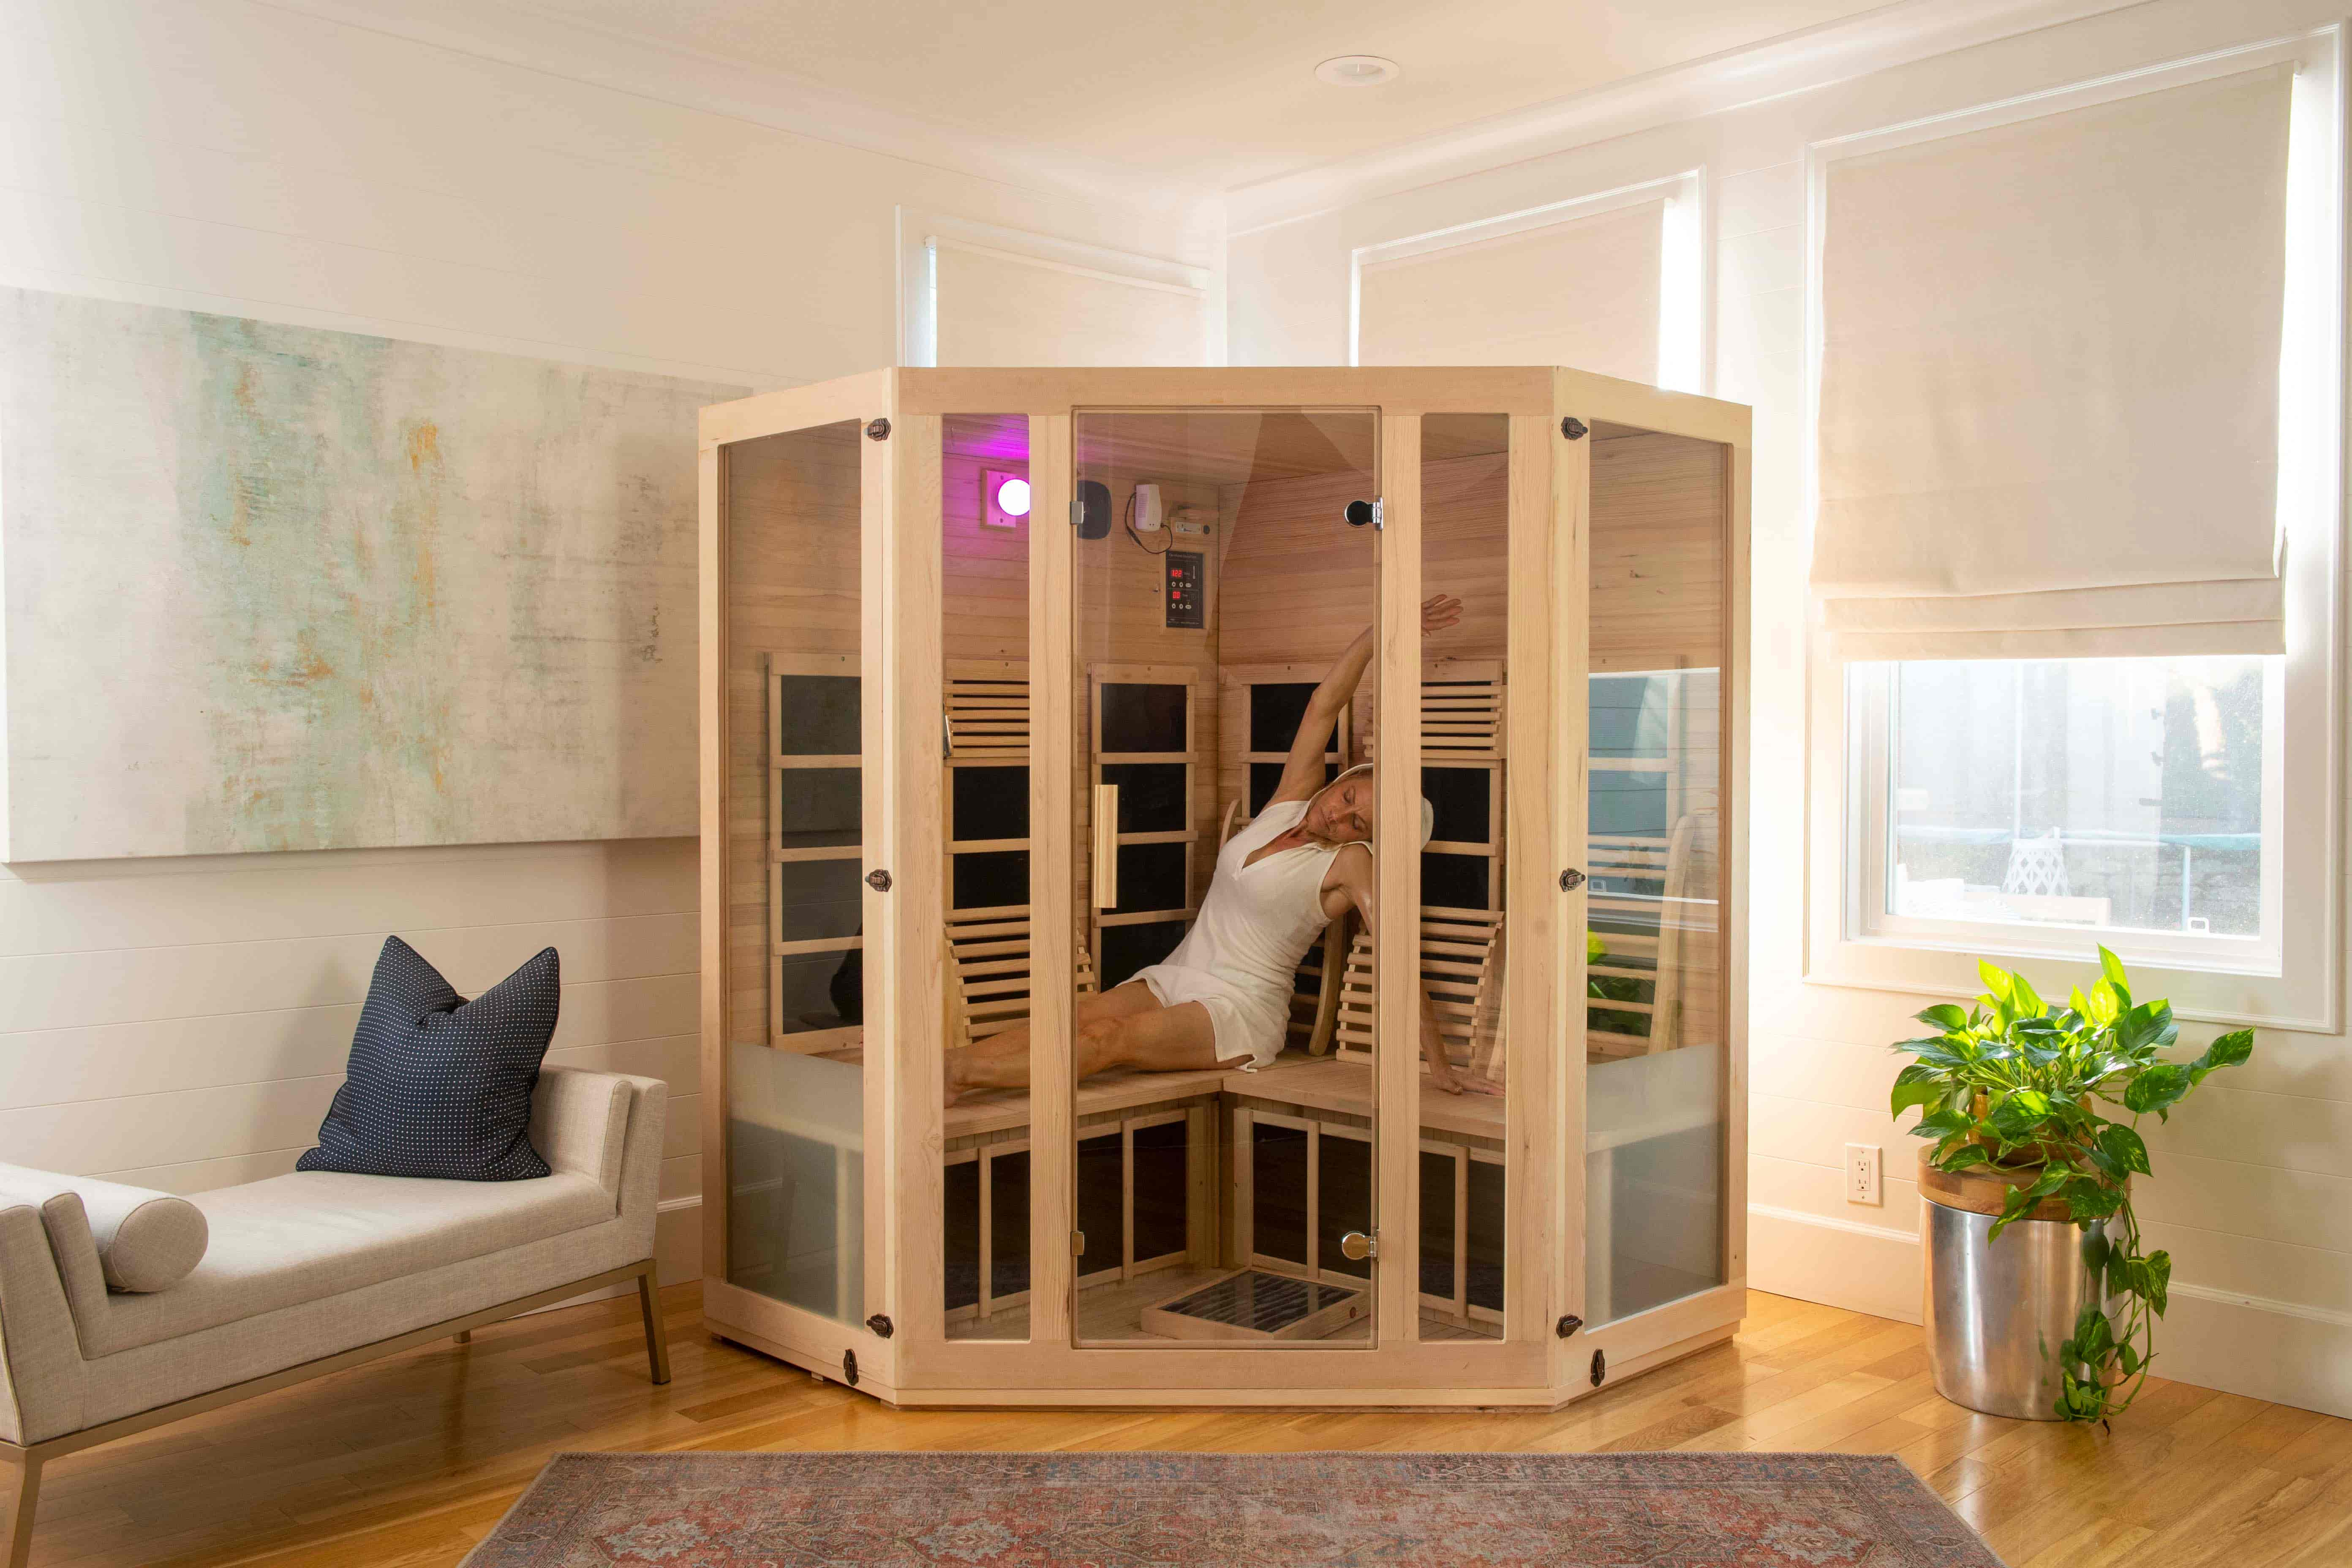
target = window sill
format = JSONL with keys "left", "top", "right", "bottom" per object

{"left": 1803, "top": 932, "right": 2333, "bottom": 1033}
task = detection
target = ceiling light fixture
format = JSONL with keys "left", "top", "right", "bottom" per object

{"left": 1315, "top": 55, "right": 1400, "bottom": 87}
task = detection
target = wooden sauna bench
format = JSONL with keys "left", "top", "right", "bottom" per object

{"left": 941, "top": 1055, "right": 1505, "bottom": 1148}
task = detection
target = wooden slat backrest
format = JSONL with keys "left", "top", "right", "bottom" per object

{"left": 1333, "top": 907, "right": 1505, "bottom": 1084}
{"left": 943, "top": 909, "right": 1098, "bottom": 1051}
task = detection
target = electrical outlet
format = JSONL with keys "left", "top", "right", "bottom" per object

{"left": 1846, "top": 1143, "right": 1882, "bottom": 1206}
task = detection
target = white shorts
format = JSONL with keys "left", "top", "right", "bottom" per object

{"left": 1128, "top": 962, "right": 1288, "bottom": 1070}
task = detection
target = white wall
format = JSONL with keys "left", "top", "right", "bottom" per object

{"left": 0, "top": 0, "right": 1211, "bottom": 1284}
{"left": 1230, "top": 0, "right": 2352, "bottom": 1416}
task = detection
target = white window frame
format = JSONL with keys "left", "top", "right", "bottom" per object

{"left": 1346, "top": 169, "right": 1710, "bottom": 395}
{"left": 893, "top": 208, "right": 1217, "bottom": 369}
{"left": 1802, "top": 25, "right": 2346, "bottom": 1031}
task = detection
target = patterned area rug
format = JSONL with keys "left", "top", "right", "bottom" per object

{"left": 462, "top": 1450, "right": 2004, "bottom": 1566}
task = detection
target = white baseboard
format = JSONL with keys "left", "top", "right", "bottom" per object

{"left": 2156, "top": 1285, "right": 2352, "bottom": 1420}
{"left": 654, "top": 1194, "right": 703, "bottom": 1285}
{"left": 1747, "top": 1203, "right": 2352, "bottom": 1420}
{"left": 1748, "top": 1203, "right": 1924, "bottom": 1325}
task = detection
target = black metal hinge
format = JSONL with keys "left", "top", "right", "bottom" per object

{"left": 866, "top": 869, "right": 893, "bottom": 892}
{"left": 865, "top": 1313, "right": 895, "bottom": 1339}
{"left": 1559, "top": 868, "right": 1586, "bottom": 891}
{"left": 1556, "top": 1314, "right": 1583, "bottom": 1339}
{"left": 1590, "top": 1348, "right": 1607, "bottom": 1387}
{"left": 842, "top": 1348, "right": 860, "bottom": 1386}
{"left": 865, "top": 418, "right": 891, "bottom": 441}
{"left": 1560, "top": 416, "right": 1589, "bottom": 441}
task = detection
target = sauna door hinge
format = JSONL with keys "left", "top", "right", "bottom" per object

{"left": 843, "top": 1348, "right": 860, "bottom": 1386}
{"left": 1071, "top": 1230, "right": 1086, "bottom": 1257}
{"left": 1590, "top": 1348, "right": 1607, "bottom": 1386}
{"left": 1558, "top": 868, "right": 1586, "bottom": 891}
{"left": 1556, "top": 1314, "right": 1583, "bottom": 1339}
{"left": 1339, "top": 1230, "right": 1377, "bottom": 1261}
{"left": 866, "top": 869, "right": 893, "bottom": 892}
{"left": 864, "top": 1313, "right": 894, "bottom": 1339}
{"left": 1560, "top": 416, "right": 1588, "bottom": 440}
{"left": 1342, "top": 498, "right": 1383, "bottom": 530}
{"left": 864, "top": 418, "right": 891, "bottom": 441}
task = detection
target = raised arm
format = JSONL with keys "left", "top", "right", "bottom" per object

{"left": 1269, "top": 594, "right": 1462, "bottom": 806}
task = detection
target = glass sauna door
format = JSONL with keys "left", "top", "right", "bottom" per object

{"left": 1582, "top": 420, "right": 1731, "bottom": 1326}
{"left": 1070, "top": 408, "right": 1383, "bottom": 1348}
{"left": 724, "top": 416, "right": 879, "bottom": 1327}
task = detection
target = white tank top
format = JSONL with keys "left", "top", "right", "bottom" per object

{"left": 1157, "top": 799, "right": 1343, "bottom": 1002}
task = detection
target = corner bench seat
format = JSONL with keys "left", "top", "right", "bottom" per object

{"left": 64, "top": 1170, "right": 621, "bottom": 1357}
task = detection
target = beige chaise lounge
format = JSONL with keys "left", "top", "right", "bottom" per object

{"left": 0, "top": 1067, "right": 670, "bottom": 1568}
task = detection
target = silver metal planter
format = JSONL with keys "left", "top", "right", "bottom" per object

{"left": 1922, "top": 1193, "right": 2110, "bottom": 1420}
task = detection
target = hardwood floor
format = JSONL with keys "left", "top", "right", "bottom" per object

{"left": 22, "top": 1282, "right": 2351, "bottom": 1566}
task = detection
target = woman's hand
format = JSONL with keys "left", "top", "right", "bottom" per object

{"left": 1432, "top": 1066, "right": 1504, "bottom": 1097}
{"left": 1421, "top": 593, "right": 1464, "bottom": 637}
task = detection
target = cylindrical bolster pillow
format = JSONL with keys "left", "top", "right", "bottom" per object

{"left": 0, "top": 1162, "right": 208, "bottom": 1292}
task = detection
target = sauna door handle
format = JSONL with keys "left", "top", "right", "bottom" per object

{"left": 1094, "top": 784, "right": 1119, "bottom": 910}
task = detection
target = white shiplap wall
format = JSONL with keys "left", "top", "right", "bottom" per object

{"left": 1, "top": 0, "right": 1211, "bottom": 1280}
{"left": 1229, "top": 0, "right": 2352, "bottom": 1416}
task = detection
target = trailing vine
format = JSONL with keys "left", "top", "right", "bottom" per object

{"left": 1890, "top": 948, "right": 2253, "bottom": 1424}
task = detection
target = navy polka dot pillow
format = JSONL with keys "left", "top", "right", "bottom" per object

{"left": 298, "top": 936, "right": 559, "bottom": 1181}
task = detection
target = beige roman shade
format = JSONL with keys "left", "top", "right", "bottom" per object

{"left": 1358, "top": 199, "right": 1665, "bottom": 380}
{"left": 934, "top": 241, "right": 1208, "bottom": 368}
{"left": 1813, "top": 69, "right": 2294, "bottom": 659}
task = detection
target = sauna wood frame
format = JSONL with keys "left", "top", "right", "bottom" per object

{"left": 699, "top": 367, "right": 1749, "bottom": 1409}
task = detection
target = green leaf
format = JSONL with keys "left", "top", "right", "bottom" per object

{"left": 1987, "top": 1090, "right": 2053, "bottom": 1143}
{"left": 2099, "top": 945, "right": 2131, "bottom": 1000}
{"left": 1939, "top": 1143, "right": 1992, "bottom": 1173}
{"left": 2096, "top": 1123, "right": 2151, "bottom": 1177}
{"left": 2009, "top": 971, "right": 2048, "bottom": 1019}
{"left": 1912, "top": 1106, "right": 1973, "bottom": 1141}
{"left": 1889, "top": 1064, "right": 1945, "bottom": 1117}
{"left": 1989, "top": 1168, "right": 2066, "bottom": 1241}
{"left": 2123, "top": 1062, "right": 2191, "bottom": 1117}
{"left": 2143, "top": 1250, "right": 2171, "bottom": 1315}
{"left": 2117, "top": 1340, "right": 2142, "bottom": 1376}
{"left": 2065, "top": 1178, "right": 2124, "bottom": 1224}
{"left": 1978, "top": 959, "right": 2014, "bottom": 1003}
{"left": 2192, "top": 1029, "right": 2255, "bottom": 1078}
{"left": 1916, "top": 1002, "right": 1970, "bottom": 1032}
{"left": 2086, "top": 979, "right": 2121, "bottom": 1029}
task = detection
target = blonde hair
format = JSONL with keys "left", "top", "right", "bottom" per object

{"left": 1319, "top": 762, "right": 1435, "bottom": 851}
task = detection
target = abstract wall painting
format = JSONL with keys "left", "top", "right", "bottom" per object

{"left": 0, "top": 288, "right": 745, "bottom": 860}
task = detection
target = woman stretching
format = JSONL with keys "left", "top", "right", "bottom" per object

{"left": 946, "top": 595, "right": 1499, "bottom": 1104}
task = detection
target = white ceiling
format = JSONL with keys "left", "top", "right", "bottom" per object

{"left": 363, "top": 0, "right": 1893, "bottom": 189}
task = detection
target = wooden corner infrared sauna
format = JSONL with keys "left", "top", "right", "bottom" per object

{"left": 697, "top": 367, "right": 1748, "bottom": 1408}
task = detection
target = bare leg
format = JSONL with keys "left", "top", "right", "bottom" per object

{"left": 947, "top": 983, "right": 1248, "bottom": 1100}
{"left": 1074, "top": 999, "right": 1246, "bottom": 1078}
{"left": 948, "top": 984, "right": 1157, "bottom": 1101}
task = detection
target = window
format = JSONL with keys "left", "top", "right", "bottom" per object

{"left": 897, "top": 209, "right": 1212, "bottom": 368}
{"left": 1807, "top": 27, "right": 2341, "bottom": 1026}
{"left": 1848, "top": 656, "right": 2282, "bottom": 974}
{"left": 1350, "top": 170, "right": 1705, "bottom": 393}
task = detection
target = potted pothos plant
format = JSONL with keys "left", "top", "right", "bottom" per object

{"left": 1891, "top": 947, "right": 2252, "bottom": 1424}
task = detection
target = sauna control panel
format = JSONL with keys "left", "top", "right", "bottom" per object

{"left": 1165, "top": 550, "right": 1205, "bottom": 629}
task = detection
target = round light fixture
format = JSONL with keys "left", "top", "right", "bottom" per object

{"left": 997, "top": 476, "right": 1031, "bottom": 517}
{"left": 1315, "top": 54, "right": 1400, "bottom": 87}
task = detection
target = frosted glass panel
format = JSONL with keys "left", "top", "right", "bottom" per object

{"left": 727, "top": 1044, "right": 864, "bottom": 1321}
